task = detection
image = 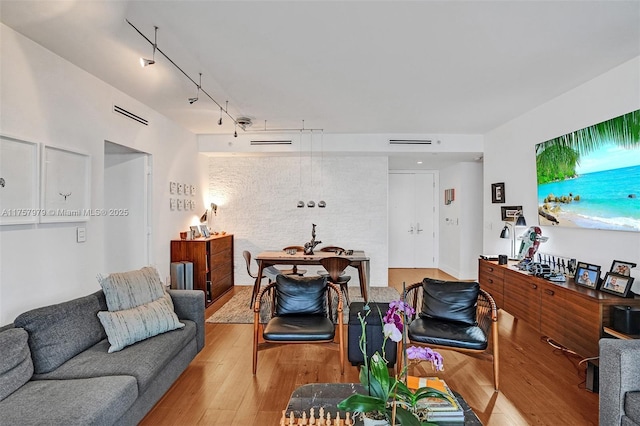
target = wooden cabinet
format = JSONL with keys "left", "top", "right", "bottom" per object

{"left": 171, "top": 234, "right": 234, "bottom": 306}
{"left": 479, "top": 259, "right": 640, "bottom": 357}
{"left": 503, "top": 270, "right": 541, "bottom": 325}
{"left": 478, "top": 261, "right": 504, "bottom": 308}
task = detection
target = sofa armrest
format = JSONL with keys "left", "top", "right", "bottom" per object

{"left": 599, "top": 338, "right": 640, "bottom": 425}
{"left": 168, "top": 290, "right": 205, "bottom": 352}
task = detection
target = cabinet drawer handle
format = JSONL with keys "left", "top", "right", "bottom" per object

{"left": 488, "top": 267, "right": 494, "bottom": 272}
{"left": 531, "top": 284, "right": 538, "bottom": 290}
{"left": 545, "top": 289, "right": 554, "bottom": 296}
{"left": 488, "top": 279, "right": 494, "bottom": 284}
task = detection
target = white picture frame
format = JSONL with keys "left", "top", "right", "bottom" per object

{"left": 41, "top": 145, "right": 91, "bottom": 223}
{"left": 0, "top": 135, "right": 39, "bottom": 225}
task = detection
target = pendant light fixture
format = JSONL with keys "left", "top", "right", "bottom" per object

{"left": 139, "top": 25, "right": 158, "bottom": 67}
{"left": 318, "top": 130, "right": 326, "bottom": 208}
{"left": 297, "top": 128, "right": 304, "bottom": 208}
{"left": 188, "top": 73, "right": 201, "bottom": 104}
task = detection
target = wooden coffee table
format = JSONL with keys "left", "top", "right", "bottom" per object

{"left": 286, "top": 383, "right": 482, "bottom": 425}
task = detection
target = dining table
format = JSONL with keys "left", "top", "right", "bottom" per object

{"left": 251, "top": 250, "right": 370, "bottom": 307}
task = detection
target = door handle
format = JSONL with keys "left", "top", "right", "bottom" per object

{"left": 416, "top": 222, "right": 424, "bottom": 233}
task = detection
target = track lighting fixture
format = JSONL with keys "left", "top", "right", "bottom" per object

{"left": 127, "top": 19, "right": 249, "bottom": 138}
{"left": 234, "top": 123, "right": 238, "bottom": 138}
{"left": 139, "top": 26, "right": 158, "bottom": 67}
{"left": 189, "top": 73, "right": 201, "bottom": 104}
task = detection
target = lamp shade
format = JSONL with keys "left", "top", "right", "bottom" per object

{"left": 499, "top": 225, "right": 510, "bottom": 239}
{"left": 515, "top": 214, "right": 527, "bottom": 226}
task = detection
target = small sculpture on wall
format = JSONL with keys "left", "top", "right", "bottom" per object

{"left": 304, "top": 223, "right": 322, "bottom": 255}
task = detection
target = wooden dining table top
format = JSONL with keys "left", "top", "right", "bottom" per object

{"left": 255, "top": 250, "right": 369, "bottom": 263}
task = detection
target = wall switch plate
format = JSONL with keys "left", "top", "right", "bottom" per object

{"left": 77, "top": 227, "right": 86, "bottom": 243}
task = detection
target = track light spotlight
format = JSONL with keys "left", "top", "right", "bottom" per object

{"left": 140, "top": 26, "right": 158, "bottom": 67}
{"left": 189, "top": 73, "right": 201, "bottom": 104}
{"left": 234, "top": 123, "right": 238, "bottom": 138}
{"left": 218, "top": 107, "right": 223, "bottom": 125}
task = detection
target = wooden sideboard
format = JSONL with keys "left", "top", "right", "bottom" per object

{"left": 171, "top": 234, "right": 234, "bottom": 306}
{"left": 479, "top": 258, "right": 640, "bottom": 357}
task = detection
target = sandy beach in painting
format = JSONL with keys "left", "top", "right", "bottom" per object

{"left": 538, "top": 206, "right": 639, "bottom": 231}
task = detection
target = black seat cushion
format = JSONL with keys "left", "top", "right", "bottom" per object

{"left": 275, "top": 275, "right": 328, "bottom": 316}
{"left": 419, "top": 278, "right": 479, "bottom": 326}
{"left": 408, "top": 317, "right": 488, "bottom": 351}
{"left": 263, "top": 316, "right": 335, "bottom": 341}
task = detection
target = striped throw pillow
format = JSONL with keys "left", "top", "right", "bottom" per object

{"left": 97, "top": 293, "right": 184, "bottom": 353}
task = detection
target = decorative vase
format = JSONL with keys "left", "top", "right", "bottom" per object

{"left": 362, "top": 413, "right": 390, "bottom": 426}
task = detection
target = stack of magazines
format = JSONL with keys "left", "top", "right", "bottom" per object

{"left": 407, "top": 376, "right": 465, "bottom": 423}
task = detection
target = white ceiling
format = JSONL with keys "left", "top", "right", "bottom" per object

{"left": 1, "top": 0, "right": 639, "bottom": 138}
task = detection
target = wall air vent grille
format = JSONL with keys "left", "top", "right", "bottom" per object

{"left": 113, "top": 105, "right": 149, "bottom": 126}
{"left": 389, "top": 139, "right": 432, "bottom": 145}
{"left": 250, "top": 140, "right": 293, "bottom": 145}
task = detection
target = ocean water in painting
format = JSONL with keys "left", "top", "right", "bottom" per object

{"left": 537, "top": 164, "right": 640, "bottom": 231}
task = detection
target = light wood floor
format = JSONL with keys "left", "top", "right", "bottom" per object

{"left": 140, "top": 269, "right": 598, "bottom": 425}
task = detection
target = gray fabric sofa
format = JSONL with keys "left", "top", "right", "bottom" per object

{"left": 600, "top": 338, "right": 640, "bottom": 426}
{"left": 0, "top": 289, "right": 205, "bottom": 425}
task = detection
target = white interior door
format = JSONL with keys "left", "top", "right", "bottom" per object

{"left": 389, "top": 172, "right": 436, "bottom": 268}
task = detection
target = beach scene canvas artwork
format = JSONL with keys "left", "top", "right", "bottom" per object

{"left": 536, "top": 110, "right": 640, "bottom": 232}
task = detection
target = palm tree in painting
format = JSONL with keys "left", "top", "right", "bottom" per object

{"left": 536, "top": 109, "right": 640, "bottom": 184}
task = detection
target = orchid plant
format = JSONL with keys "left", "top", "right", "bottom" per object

{"left": 337, "top": 299, "right": 451, "bottom": 426}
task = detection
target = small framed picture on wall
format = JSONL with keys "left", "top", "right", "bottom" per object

{"left": 491, "top": 182, "right": 505, "bottom": 203}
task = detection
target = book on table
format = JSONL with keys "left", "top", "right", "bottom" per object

{"left": 407, "top": 376, "right": 465, "bottom": 422}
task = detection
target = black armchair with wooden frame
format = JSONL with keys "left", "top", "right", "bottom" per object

{"left": 252, "top": 274, "right": 345, "bottom": 375}
{"left": 397, "top": 278, "right": 500, "bottom": 391}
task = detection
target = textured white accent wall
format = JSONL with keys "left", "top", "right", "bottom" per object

{"left": 205, "top": 156, "right": 389, "bottom": 289}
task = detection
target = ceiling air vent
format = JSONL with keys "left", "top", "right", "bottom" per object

{"left": 250, "top": 140, "right": 293, "bottom": 145}
{"left": 389, "top": 139, "right": 432, "bottom": 145}
{"left": 113, "top": 105, "right": 148, "bottom": 126}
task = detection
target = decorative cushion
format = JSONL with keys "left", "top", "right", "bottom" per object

{"left": 98, "top": 266, "right": 165, "bottom": 311}
{"left": 419, "top": 278, "right": 479, "bottom": 326}
{"left": 0, "top": 328, "right": 34, "bottom": 401}
{"left": 14, "top": 291, "right": 108, "bottom": 374}
{"left": 275, "top": 274, "right": 328, "bottom": 316}
{"left": 97, "top": 293, "right": 185, "bottom": 353}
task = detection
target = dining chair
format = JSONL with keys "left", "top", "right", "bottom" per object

{"left": 397, "top": 278, "right": 500, "bottom": 390}
{"left": 319, "top": 256, "right": 352, "bottom": 305}
{"left": 319, "top": 246, "right": 345, "bottom": 253}
{"left": 317, "top": 246, "right": 346, "bottom": 276}
{"left": 243, "top": 250, "right": 280, "bottom": 284}
{"left": 281, "top": 245, "right": 307, "bottom": 276}
{"left": 252, "top": 274, "right": 344, "bottom": 374}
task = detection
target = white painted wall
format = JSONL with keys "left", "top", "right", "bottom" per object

{"left": 104, "top": 151, "right": 148, "bottom": 272}
{"left": 203, "top": 155, "right": 388, "bottom": 289}
{"left": 0, "top": 24, "right": 201, "bottom": 324}
{"left": 483, "top": 56, "right": 640, "bottom": 291}
{"left": 439, "top": 162, "right": 483, "bottom": 279}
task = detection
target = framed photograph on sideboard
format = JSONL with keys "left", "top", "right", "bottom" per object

{"left": 574, "top": 262, "right": 600, "bottom": 290}
{"left": 600, "top": 272, "right": 634, "bottom": 297}
{"left": 610, "top": 260, "right": 636, "bottom": 276}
